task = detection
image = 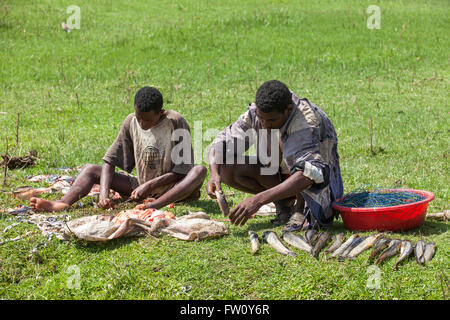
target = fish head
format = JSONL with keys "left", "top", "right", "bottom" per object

{"left": 262, "top": 231, "right": 272, "bottom": 240}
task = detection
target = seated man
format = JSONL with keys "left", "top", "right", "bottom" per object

{"left": 31, "top": 86, "right": 206, "bottom": 212}
{"left": 206, "top": 80, "right": 343, "bottom": 231}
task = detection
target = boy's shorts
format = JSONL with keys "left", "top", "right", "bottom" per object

{"left": 126, "top": 174, "right": 201, "bottom": 202}
{"left": 127, "top": 175, "right": 140, "bottom": 191}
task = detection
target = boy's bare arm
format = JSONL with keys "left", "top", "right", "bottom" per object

{"left": 98, "top": 162, "right": 116, "bottom": 208}
{"left": 130, "top": 171, "right": 185, "bottom": 200}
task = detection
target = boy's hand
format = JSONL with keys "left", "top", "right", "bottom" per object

{"left": 206, "top": 175, "right": 221, "bottom": 199}
{"left": 134, "top": 198, "right": 156, "bottom": 210}
{"left": 98, "top": 197, "right": 113, "bottom": 209}
{"left": 134, "top": 203, "right": 147, "bottom": 210}
{"left": 130, "top": 184, "right": 150, "bottom": 201}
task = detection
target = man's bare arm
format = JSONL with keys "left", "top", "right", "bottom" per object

{"left": 229, "top": 171, "right": 313, "bottom": 225}
{"left": 206, "top": 146, "right": 222, "bottom": 198}
{"left": 256, "top": 171, "right": 313, "bottom": 206}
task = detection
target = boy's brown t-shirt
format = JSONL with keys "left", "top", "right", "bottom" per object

{"left": 102, "top": 110, "right": 194, "bottom": 197}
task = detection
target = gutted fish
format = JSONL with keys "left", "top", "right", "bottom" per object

{"left": 347, "top": 233, "right": 384, "bottom": 260}
{"left": 393, "top": 240, "right": 414, "bottom": 270}
{"left": 305, "top": 229, "right": 319, "bottom": 245}
{"left": 311, "top": 232, "right": 331, "bottom": 258}
{"left": 368, "top": 238, "right": 391, "bottom": 262}
{"left": 263, "top": 231, "right": 297, "bottom": 257}
{"left": 423, "top": 242, "right": 436, "bottom": 264}
{"left": 215, "top": 190, "right": 230, "bottom": 216}
{"left": 376, "top": 239, "right": 401, "bottom": 265}
{"left": 282, "top": 232, "right": 312, "bottom": 254}
{"left": 325, "top": 233, "right": 345, "bottom": 254}
{"left": 415, "top": 240, "right": 426, "bottom": 265}
{"left": 330, "top": 234, "right": 359, "bottom": 258}
{"left": 249, "top": 231, "right": 260, "bottom": 255}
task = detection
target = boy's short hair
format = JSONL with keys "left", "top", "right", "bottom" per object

{"left": 255, "top": 80, "right": 292, "bottom": 113}
{"left": 134, "top": 87, "right": 163, "bottom": 113}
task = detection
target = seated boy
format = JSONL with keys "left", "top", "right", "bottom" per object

{"left": 31, "top": 86, "right": 206, "bottom": 212}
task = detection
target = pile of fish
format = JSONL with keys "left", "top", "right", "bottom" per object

{"left": 249, "top": 230, "right": 437, "bottom": 269}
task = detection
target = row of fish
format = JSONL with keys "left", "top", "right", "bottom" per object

{"left": 249, "top": 230, "right": 436, "bottom": 269}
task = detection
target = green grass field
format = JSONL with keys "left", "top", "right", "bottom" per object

{"left": 0, "top": 0, "right": 448, "bottom": 300}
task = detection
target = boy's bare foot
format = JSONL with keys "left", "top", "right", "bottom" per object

{"left": 30, "top": 197, "right": 70, "bottom": 212}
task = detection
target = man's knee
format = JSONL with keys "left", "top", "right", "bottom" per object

{"left": 220, "top": 164, "right": 237, "bottom": 185}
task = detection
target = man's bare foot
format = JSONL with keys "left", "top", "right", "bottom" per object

{"left": 30, "top": 197, "right": 70, "bottom": 212}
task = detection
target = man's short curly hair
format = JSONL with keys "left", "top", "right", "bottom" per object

{"left": 134, "top": 86, "right": 163, "bottom": 113}
{"left": 255, "top": 80, "right": 292, "bottom": 113}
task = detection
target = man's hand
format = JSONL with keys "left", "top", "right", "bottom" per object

{"left": 206, "top": 175, "right": 221, "bottom": 199}
{"left": 229, "top": 196, "right": 263, "bottom": 226}
{"left": 98, "top": 197, "right": 113, "bottom": 209}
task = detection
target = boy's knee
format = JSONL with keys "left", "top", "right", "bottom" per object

{"left": 192, "top": 165, "right": 207, "bottom": 181}
{"left": 81, "top": 164, "right": 101, "bottom": 179}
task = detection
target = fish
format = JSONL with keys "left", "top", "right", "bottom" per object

{"left": 311, "top": 232, "right": 331, "bottom": 258}
{"left": 376, "top": 239, "right": 401, "bottom": 265}
{"left": 423, "top": 242, "right": 436, "bottom": 264}
{"left": 248, "top": 231, "right": 260, "bottom": 255}
{"left": 325, "top": 233, "right": 345, "bottom": 254}
{"left": 347, "top": 233, "right": 384, "bottom": 260}
{"left": 263, "top": 231, "right": 297, "bottom": 257}
{"left": 62, "top": 22, "right": 70, "bottom": 32}
{"left": 415, "top": 240, "right": 426, "bottom": 265}
{"left": 282, "top": 232, "right": 312, "bottom": 254}
{"left": 393, "top": 240, "right": 414, "bottom": 270}
{"left": 368, "top": 238, "right": 391, "bottom": 262}
{"left": 305, "top": 229, "right": 319, "bottom": 245}
{"left": 215, "top": 190, "right": 229, "bottom": 216}
{"left": 339, "top": 237, "right": 365, "bottom": 260}
{"left": 330, "top": 234, "right": 359, "bottom": 258}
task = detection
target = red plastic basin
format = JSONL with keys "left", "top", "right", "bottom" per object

{"left": 332, "top": 189, "right": 435, "bottom": 231}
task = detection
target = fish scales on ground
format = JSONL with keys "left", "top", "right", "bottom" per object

{"left": 393, "top": 240, "right": 414, "bottom": 270}
{"left": 376, "top": 239, "right": 401, "bottom": 265}
{"left": 282, "top": 232, "right": 312, "bottom": 254}
{"left": 325, "top": 233, "right": 345, "bottom": 254}
{"left": 423, "top": 242, "right": 436, "bottom": 264}
{"left": 330, "top": 234, "right": 359, "bottom": 258}
{"left": 347, "top": 233, "right": 384, "bottom": 260}
{"left": 263, "top": 231, "right": 297, "bottom": 257}
{"left": 339, "top": 237, "right": 365, "bottom": 260}
{"left": 415, "top": 240, "right": 426, "bottom": 265}
{"left": 311, "top": 232, "right": 330, "bottom": 258}
{"left": 248, "top": 231, "right": 260, "bottom": 255}
{"left": 368, "top": 238, "right": 391, "bottom": 262}
{"left": 305, "top": 229, "right": 319, "bottom": 245}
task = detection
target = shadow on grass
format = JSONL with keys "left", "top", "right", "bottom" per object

{"left": 70, "top": 236, "right": 149, "bottom": 253}
{"left": 326, "top": 218, "right": 448, "bottom": 237}
{"left": 180, "top": 198, "right": 239, "bottom": 213}
{"left": 400, "top": 220, "right": 449, "bottom": 237}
